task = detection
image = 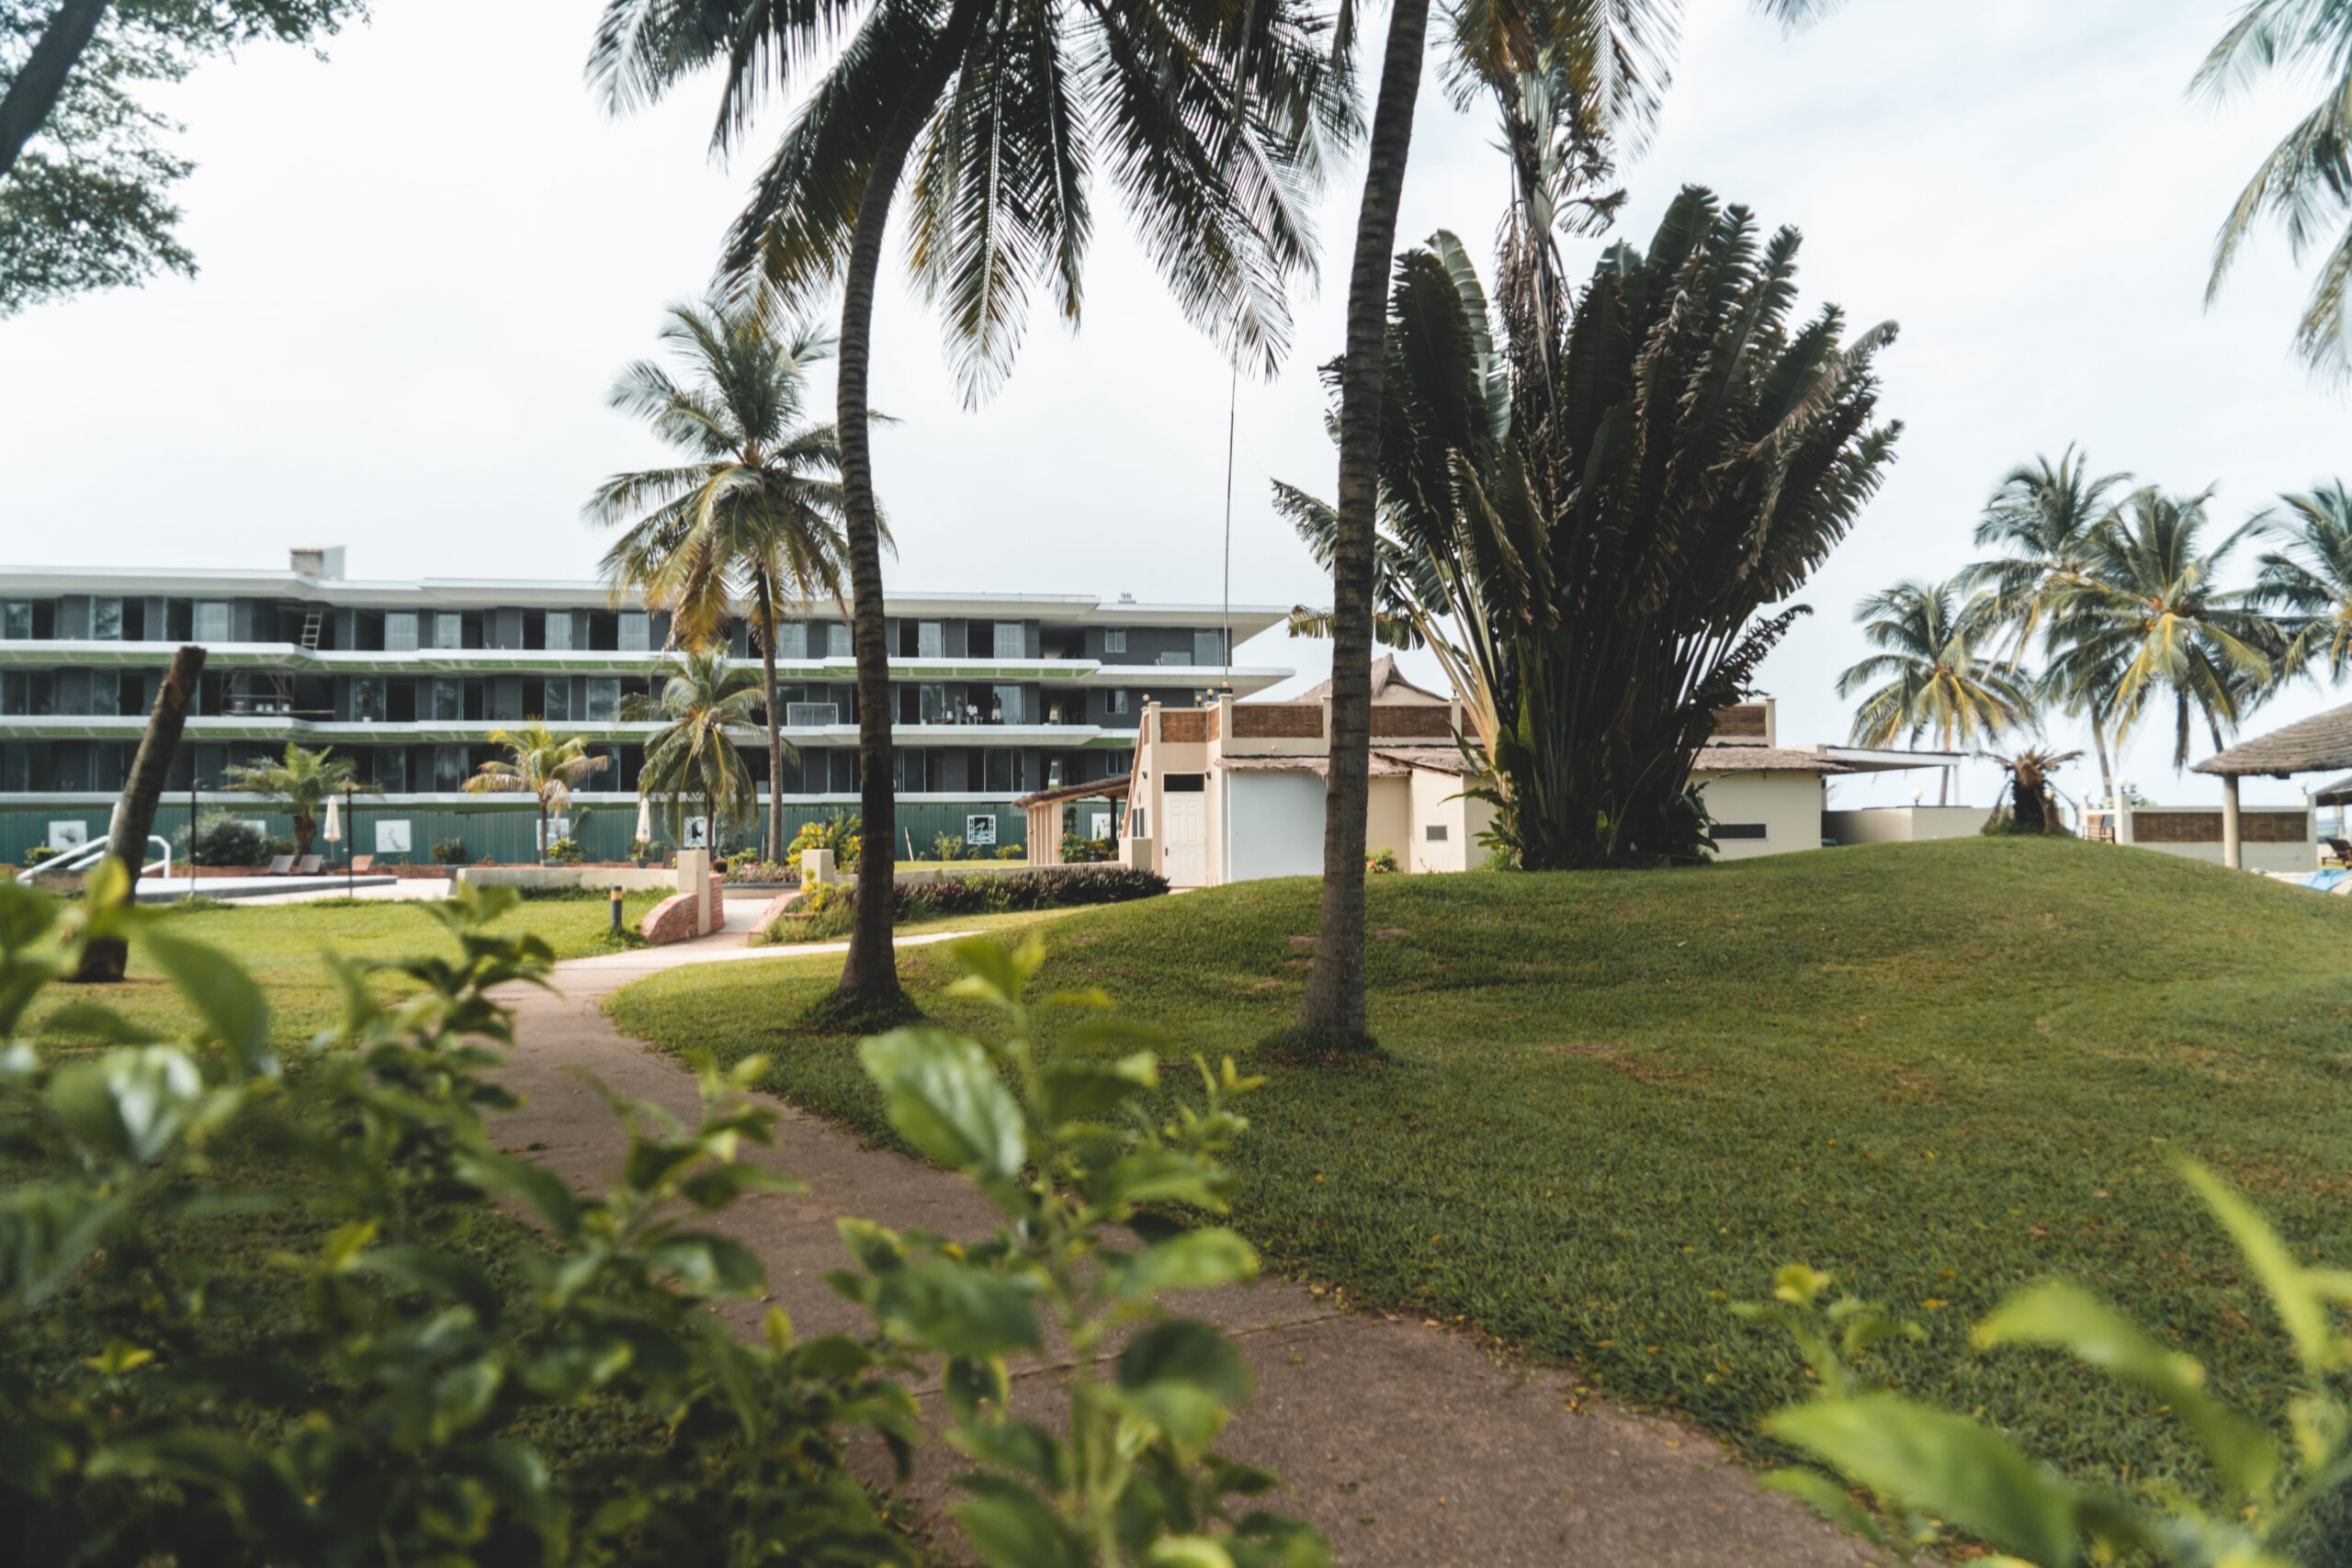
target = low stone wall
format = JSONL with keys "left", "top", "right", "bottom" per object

{"left": 639, "top": 873, "right": 727, "bottom": 944}
{"left": 458, "top": 864, "right": 679, "bottom": 893}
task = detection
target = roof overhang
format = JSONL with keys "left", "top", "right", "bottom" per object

{"left": 1816, "top": 746, "right": 1964, "bottom": 773}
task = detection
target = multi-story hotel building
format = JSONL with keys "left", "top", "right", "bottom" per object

{"left": 0, "top": 547, "right": 1290, "bottom": 863}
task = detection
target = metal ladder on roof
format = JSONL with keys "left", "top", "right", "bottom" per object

{"left": 299, "top": 609, "right": 324, "bottom": 649}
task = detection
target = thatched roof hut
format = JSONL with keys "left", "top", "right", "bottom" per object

{"left": 2188, "top": 702, "right": 2352, "bottom": 866}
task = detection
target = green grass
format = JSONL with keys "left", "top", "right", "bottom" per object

{"left": 606, "top": 837, "right": 2352, "bottom": 1498}
{"left": 32, "top": 890, "right": 665, "bottom": 1047}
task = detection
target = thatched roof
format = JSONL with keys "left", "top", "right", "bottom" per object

{"left": 1374, "top": 748, "right": 1479, "bottom": 776}
{"left": 1692, "top": 746, "right": 1850, "bottom": 774}
{"left": 2193, "top": 702, "right": 2352, "bottom": 777}
{"left": 1292, "top": 655, "right": 1451, "bottom": 705}
{"left": 2312, "top": 773, "right": 2352, "bottom": 806}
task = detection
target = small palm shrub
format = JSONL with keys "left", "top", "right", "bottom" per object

{"left": 930, "top": 833, "right": 967, "bottom": 862}
{"left": 769, "top": 865, "right": 1168, "bottom": 943}
{"left": 429, "top": 837, "right": 467, "bottom": 865}
{"left": 1060, "top": 831, "right": 1115, "bottom": 863}
{"left": 1366, "top": 847, "right": 1400, "bottom": 874}
{"left": 543, "top": 836, "right": 586, "bottom": 863}
{"left": 787, "top": 814, "right": 861, "bottom": 870}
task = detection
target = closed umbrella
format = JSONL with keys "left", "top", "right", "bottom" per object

{"left": 635, "top": 795, "right": 652, "bottom": 847}
{"left": 322, "top": 797, "right": 342, "bottom": 845}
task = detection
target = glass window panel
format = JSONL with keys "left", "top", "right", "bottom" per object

{"left": 92, "top": 671, "right": 120, "bottom": 714}
{"left": 544, "top": 613, "right": 573, "bottom": 651}
{"left": 542, "top": 678, "right": 571, "bottom": 720}
{"left": 1194, "top": 629, "right": 1224, "bottom": 666}
{"left": 433, "top": 613, "right": 462, "bottom": 649}
{"left": 918, "top": 621, "right": 943, "bottom": 659}
{"left": 351, "top": 677, "right": 385, "bottom": 722}
{"left": 991, "top": 684, "right": 1023, "bottom": 724}
{"left": 619, "top": 612, "right": 650, "bottom": 652}
{"left": 435, "top": 746, "right": 468, "bottom": 790}
{"left": 1103, "top": 627, "right": 1126, "bottom": 653}
{"left": 194, "top": 601, "right": 231, "bottom": 642}
{"left": 825, "top": 622, "right": 850, "bottom": 658}
{"left": 778, "top": 621, "right": 808, "bottom": 659}
{"left": 993, "top": 622, "right": 1023, "bottom": 660}
{"left": 1, "top": 601, "right": 29, "bottom": 639}
{"left": 586, "top": 679, "right": 619, "bottom": 721}
{"left": 1110, "top": 689, "right": 1128, "bottom": 716}
{"left": 385, "top": 613, "right": 418, "bottom": 652}
{"left": 431, "top": 679, "right": 462, "bottom": 721}
{"left": 0, "top": 671, "right": 20, "bottom": 713}
{"left": 984, "top": 749, "right": 1013, "bottom": 792}
{"left": 91, "top": 599, "right": 122, "bottom": 640}
{"left": 919, "top": 683, "right": 949, "bottom": 723}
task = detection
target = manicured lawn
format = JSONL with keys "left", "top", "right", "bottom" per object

{"left": 607, "top": 838, "right": 2352, "bottom": 1499}
{"left": 31, "top": 890, "right": 664, "bottom": 1048}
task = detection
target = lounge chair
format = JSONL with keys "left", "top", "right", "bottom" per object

{"left": 266, "top": 854, "right": 294, "bottom": 876}
{"left": 293, "top": 854, "right": 324, "bottom": 876}
{"left": 2328, "top": 837, "right": 2352, "bottom": 868}
{"left": 350, "top": 854, "right": 375, "bottom": 874}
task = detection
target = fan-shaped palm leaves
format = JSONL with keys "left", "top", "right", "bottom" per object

{"left": 590, "top": 0, "right": 1351, "bottom": 1013}
{"left": 588, "top": 287, "right": 849, "bottom": 862}
{"left": 1838, "top": 580, "right": 2032, "bottom": 802}
{"left": 464, "top": 723, "right": 611, "bottom": 863}
{"left": 2042, "top": 487, "right": 2284, "bottom": 769}
{"left": 624, "top": 649, "right": 765, "bottom": 851}
{"left": 2251, "top": 480, "right": 2352, "bottom": 682}
{"left": 222, "top": 742, "right": 377, "bottom": 860}
{"left": 2195, "top": 0, "right": 2352, "bottom": 379}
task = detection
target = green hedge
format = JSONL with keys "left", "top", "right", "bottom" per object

{"left": 772, "top": 864, "right": 1167, "bottom": 942}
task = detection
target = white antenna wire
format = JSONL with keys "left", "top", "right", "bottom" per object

{"left": 1222, "top": 363, "right": 1237, "bottom": 687}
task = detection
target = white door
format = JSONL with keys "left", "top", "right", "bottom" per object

{"left": 1162, "top": 790, "right": 1206, "bottom": 886}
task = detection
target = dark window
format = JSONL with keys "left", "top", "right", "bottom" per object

{"left": 1164, "top": 773, "right": 1205, "bottom": 794}
{"left": 1713, "top": 822, "right": 1769, "bottom": 840}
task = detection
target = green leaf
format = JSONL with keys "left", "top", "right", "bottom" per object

{"left": 37, "top": 1002, "right": 162, "bottom": 1044}
{"left": 1098, "top": 1149, "right": 1227, "bottom": 1212}
{"left": 947, "top": 1416, "right": 1066, "bottom": 1488}
{"left": 860, "top": 1028, "right": 1027, "bottom": 1186}
{"left": 952, "top": 1472, "right": 1089, "bottom": 1568}
{"left": 456, "top": 1151, "right": 581, "bottom": 1236}
{"left": 644, "top": 1233, "right": 766, "bottom": 1296}
{"left": 2177, "top": 1156, "right": 2335, "bottom": 1371}
{"left": 1758, "top": 1467, "right": 1890, "bottom": 1548}
{"left": 1039, "top": 1053, "right": 1158, "bottom": 1127}
{"left": 1114, "top": 1319, "right": 1254, "bottom": 1448}
{"left": 870, "top": 1257, "right": 1042, "bottom": 1359}
{"left": 1145, "top": 1539, "right": 1236, "bottom": 1568}
{"left": 944, "top": 936, "right": 1047, "bottom": 1008}
{"left": 1114, "top": 1230, "right": 1260, "bottom": 1298}
{"left": 135, "top": 922, "right": 273, "bottom": 1076}
{"left": 46, "top": 1046, "right": 206, "bottom": 1164}
{"left": 1763, "top": 1393, "right": 2081, "bottom": 1564}
{"left": 1975, "top": 1280, "right": 2278, "bottom": 1498}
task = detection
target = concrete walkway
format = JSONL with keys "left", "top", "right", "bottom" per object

{"left": 492, "top": 929, "right": 1870, "bottom": 1568}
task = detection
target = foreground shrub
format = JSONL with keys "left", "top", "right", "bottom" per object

{"left": 179, "top": 809, "right": 267, "bottom": 866}
{"left": 788, "top": 814, "right": 861, "bottom": 871}
{"left": 1740, "top": 1156, "right": 2351, "bottom": 1566}
{"left": 770, "top": 864, "right": 1169, "bottom": 942}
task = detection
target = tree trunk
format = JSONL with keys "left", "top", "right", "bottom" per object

{"left": 1296, "top": 0, "right": 1432, "bottom": 1047}
{"left": 0, "top": 0, "right": 110, "bottom": 181}
{"left": 293, "top": 810, "right": 315, "bottom": 860}
{"left": 753, "top": 565, "right": 786, "bottom": 863}
{"left": 538, "top": 800, "right": 549, "bottom": 864}
{"left": 74, "top": 644, "right": 203, "bottom": 983}
{"left": 2088, "top": 707, "right": 2115, "bottom": 819}
{"left": 831, "top": 0, "right": 989, "bottom": 1010}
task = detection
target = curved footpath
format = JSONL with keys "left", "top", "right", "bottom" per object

{"left": 491, "top": 903, "right": 1866, "bottom": 1568}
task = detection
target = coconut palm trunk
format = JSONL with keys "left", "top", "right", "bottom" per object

{"left": 1296, "top": 0, "right": 1433, "bottom": 1047}
{"left": 752, "top": 565, "right": 787, "bottom": 861}
{"left": 831, "top": 0, "right": 991, "bottom": 1011}
{"left": 74, "top": 644, "right": 204, "bottom": 984}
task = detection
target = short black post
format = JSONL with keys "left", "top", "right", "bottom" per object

{"left": 609, "top": 884, "right": 624, "bottom": 937}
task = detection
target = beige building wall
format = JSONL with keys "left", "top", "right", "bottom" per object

{"left": 1824, "top": 806, "right": 1988, "bottom": 845}
{"left": 1367, "top": 775, "right": 1412, "bottom": 866}
{"left": 1407, "top": 768, "right": 1490, "bottom": 872}
{"left": 1694, "top": 772, "right": 1826, "bottom": 860}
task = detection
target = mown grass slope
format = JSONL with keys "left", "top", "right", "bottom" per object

{"left": 609, "top": 837, "right": 2352, "bottom": 1495}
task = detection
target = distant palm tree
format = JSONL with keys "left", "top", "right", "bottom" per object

{"left": 588, "top": 288, "right": 848, "bottom": 864}
{"left": 464, "top": 723, "right": 610, "bottom": 863}
{"left": 2250, "top": 480, "right": 2352, "bottom": 682}
{"left": 590, "top": 0, "right": 1349, "bottom": 1017}
{"left": 1962, "top": 446, "right": 2132, "bottom": 805}
{"left": 222, "top": 742, "right": 376, "bottom": 860}
{"left": 2043, "top": 487, "right": 2284, "bottom": 769}
{"left": 1989, "top": 747, "right": 2084, "bottom": 837}
{"left": 2195, "top": 0, "right": 2352, "bottom": 379}
{"left": 1838, "top": 580, "right": 2033, "bottom": 803}
{"left": 624, "top": 649, "right": 764, "bottom": 852}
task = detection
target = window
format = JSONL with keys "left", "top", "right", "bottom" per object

{"left": 779, "top": 621, "right": 808, "bottom": 659}
{"left": 194, "top": 601, "right": 231, "bottom": 642}
{"left": 1110, "top": 690, "right": 1129, "bottom": 716}
{"left": 544, "top": 613, "right": 573, "bottom": 651}
{"left": 351, "top": 677, "right": 385, "bottom": 722}
{"left": 1104, "top": 627, "right": 1126, "bottom": 654}
{"left": 992, "top": 684, "right": 1024, "bottom": 725}
{"left": 993, "top": 621, "right": 1023, "bottom": 660}
{"left": 430, "top": 679, "right": 463, "bottom": 722}
{"left": 1193, "top": 629, "right": 1224, "bottom": 667}
{"left": 435, "top": 746, "right": 469, "bottom": 791}
{"left": 586, "top": 678, "right": 620, "bottom": 721}
{"left": 984, "top": 749, "right": 1023, "bottom": 792}
{"left": 1425, "top": 824, "right": 1449, "bottom": 842}
{"left": 826, "top": 622, "right": 851, "bottom": 658}
{"left": 919, "top": 683, "right": 950, "bottom": 723}
{"left": 918, "top": 620, "right": 944, "bottom": 659}
{"left": 1131, "top": 805, "right": 1148, "bottom": 837}
{"left": 1, "top": 601, "right": 29, "bottom": 639}
{"left": 541, "top": 679, "right": 571, "bottom": 720}
{"left": 619, "top": 612, "right": 651, "bottom": 652}
{"left": 432, "top": 612, "right": 462, "bottom": 650}
{"left": 385, "top": 612, "right": 419, "bottom": 652}
{"left": 1713, "top": 822, "right": 1769, "bottom": 840}
{"left": 91, "top": 671, "right": 120, "bottom": 715}
{"left": 91, "top": 598, "right": 122, "bottom": 640}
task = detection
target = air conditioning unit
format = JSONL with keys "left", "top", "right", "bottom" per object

{"left": 786, "top": 702, "right": 841, "bottom": 726}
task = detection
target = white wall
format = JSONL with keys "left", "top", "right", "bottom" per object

{"left": 1695, "top": 773, "right": 1826, "bottom": 860}
{"left": 1226, "top": 772, "right": 1328, "bottom": 882}
{"left": 2121, "top": 840, "right": 2316, "bottom": 874}
{"left": 1407, "top": 768, "right": 1487, "bottom": 872}
{"left": 1825, "top": 805, "right": 1989, "bottom": 845}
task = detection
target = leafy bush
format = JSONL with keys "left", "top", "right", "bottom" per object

{"left": 841, "top": 937, "right": 1329, "bottom": 1566}
{"left": 179, "top": 809, "right": 267, "bottom": 866}
{"left": 429, "top": 837, "right": 467, "bottom": 865}
{"left": 931, "top": 833, "right": 966, "bottom": 863}
{"left": 787, "top": 815, "right": 860, "bottom": 871}
{"left": 770, "top": 865, "right": 1169, "bottom": 943}
{"left": 1366, "top": 847, "right": 1400, "bottom": 874}
{"left": 724, "top": 859, "right": 796, "bottom": 885}
{"left": 0, "top": 868, "right": 919, "bottom": 1563}
{"left": 543, "top": 836, "right": 585, "bottom": 864}
{"left": 993, "top": 843, "right": 1024, "bottom": 861}
{"left": 20, "top": 844, "right": 59, "bottom": 868}
{"left": 1740, "top": 1156, "right": 2349, "bottom": 1566}
{"left": 1060, "top": 831, "right": 1115, "bottom": 863}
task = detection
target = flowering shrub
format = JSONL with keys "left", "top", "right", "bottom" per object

{"left": 770, "top": 865, "right": 1169, "bottom": 943}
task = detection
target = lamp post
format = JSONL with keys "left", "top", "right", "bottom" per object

{"left": 344, "top": 782, "right": 355, "bottom": 895}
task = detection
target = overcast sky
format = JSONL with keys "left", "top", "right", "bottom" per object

{"left": 2, "top": 0, "right": 2343, "bottom": 807}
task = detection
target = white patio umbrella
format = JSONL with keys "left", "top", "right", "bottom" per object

{"left": 322, "top": 797, "right": 343, "bottom": 845}
{"left": 635, "top": 795, "right": 652, "bottom": 843}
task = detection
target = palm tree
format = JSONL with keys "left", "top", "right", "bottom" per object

{"left": 1988, "top": 747, "right": 2083, "bottom": 837}
{"left": 1838, "top": 580, "right": 2033, "bottom": 803}
{"left": 1961, "top": 446, "right": 2132, "bottom": 807}
{"left": 587, "top": 288, "right": 848, "bottom": 863}
{"left": 1296, "top": 0, "right": 1836, "bottom": 1045}
{"left": 2042, "top": 487, "right": 2284, "bottom": 769}
{"left": 464, "top": 722, "right": 611, "bottom": 863}
{"left": 221, "top": 741, "right": 377, "bottom": 859}
{"left": 591, "top": 0, "right": 1350, "bottom": 1020}
{"left": 2195, "top": 1, "right": 2352, "bottom": 379}
{"left": 2250, "top": 480, "right": 2352, "bottom": 682}
{"left": 624, "top": 649, "right": 764, "bottom": 852}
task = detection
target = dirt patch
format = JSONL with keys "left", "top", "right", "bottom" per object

{"left": 1881, "top": 1067, "right": 1943, "bottom": 1105}
{"left": 1545, "top": 1043, "right": 1693, "bottom": 1085}
{"left": 1286, "top": 934, "right": 1317, "bottom": 950}
{"left": 1372, "top": 927, "right": 1408, "bottom": 942}
{"left": 1243, "top": 978, "right": 1287, "bottom": 993}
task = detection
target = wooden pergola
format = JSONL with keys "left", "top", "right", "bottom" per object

{"left": 1014, "top": 773, "right": 1131, "bottom": 865}
{"left": 2192, "top": 701, "right": 2352, "bottom": 867}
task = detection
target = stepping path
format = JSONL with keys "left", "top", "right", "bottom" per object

{"left": 492, "top": 913, "right": 1870, "bottom": 1568}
